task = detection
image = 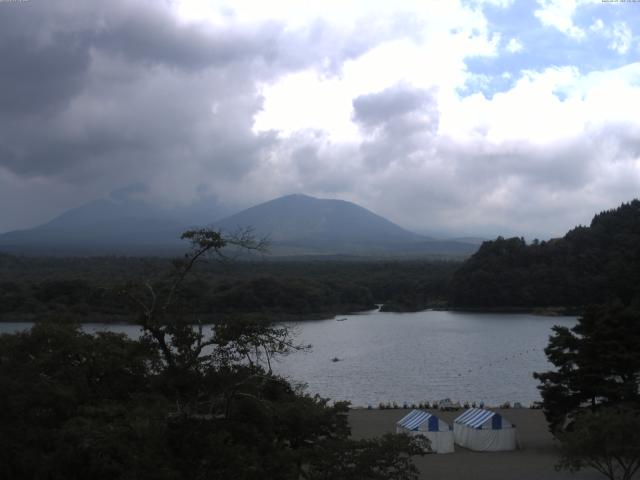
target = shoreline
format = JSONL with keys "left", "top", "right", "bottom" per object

{"left": 349, "top": 408, "right": 602, "bottom": 480}
{"left": 0, "top": 305, "right": 581, "bottom": 324}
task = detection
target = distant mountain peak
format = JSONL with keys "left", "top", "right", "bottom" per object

{"left": 214, "top": 194, "right": 477, "bottom": 257}
{"left": 0, "top": 192, "right": 478, "bottom": 257}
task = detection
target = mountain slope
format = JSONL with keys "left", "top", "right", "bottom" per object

{"left": 215, "top": 194, "right": 476, "bottom": 256}
{"left": 449, "top": 199, "right": 640, "bottom": 308}
{"left": 0, "top": 192, "right": 478, "bottom": 257}
{"left": 0, "top": 191, "right": 233, "bottom": 256}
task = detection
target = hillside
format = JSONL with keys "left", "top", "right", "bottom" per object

{"left": 215, "top": 194, "right": 477, "bottom": 256}
{"left": 0, "top": 192, "right": 233, "bottom": 256}
{"left": 0, "top": 192, "right": 478, "bottom": 257}
{"left": 449, "top": 200, "right": 640, "bottom": 308}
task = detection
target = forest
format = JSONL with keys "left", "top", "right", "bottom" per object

{"left": 449, "top": 200, "right": 640, "bottom": 309}
{"left": 1, "top": 200, "right": 639, "bottom": 324}
{"left": 0, "top": 254, "right": 458, "bottom": 322}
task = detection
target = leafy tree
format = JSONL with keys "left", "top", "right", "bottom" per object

{"left": 534, "top": 302, "right": 640, "bottom": 433}
{"left": 304, "top": 434, "right": 423, "bottom": 480}
{"left": 556, "top": 406, "right": 640, "bottom": 480}
{"left": 1, "top": 228, "right": 425, "bottom": 479}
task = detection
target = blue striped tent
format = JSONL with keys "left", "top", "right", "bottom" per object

{"left": 453, "top": 408, "right": 517, "bottom": 451}
{"left": 396, "top": 410, "right": 454, "bottom": 453}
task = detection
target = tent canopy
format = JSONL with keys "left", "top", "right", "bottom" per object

{"left": 454, "top": 408, "right": 512, "bottom": 430}
{"left": 397, "top": 410, "right": 451, "bottom": 432}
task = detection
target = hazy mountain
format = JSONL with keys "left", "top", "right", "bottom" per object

{"left": 449, "top": 237, "right": 488, "bottom": 246}
{"left": 0, "top": 192, "right": 478, "bottom": 257}
{"left": 215, "top": 194, "right": 477, "bottom": 256}
{"left": 0, "top": 188, "right": 234, "bottom": 256}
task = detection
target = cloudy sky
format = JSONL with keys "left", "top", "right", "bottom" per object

{"left": 1, "top": 0, "right": 639, "bottom": 238}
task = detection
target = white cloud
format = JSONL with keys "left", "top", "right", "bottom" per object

{"left": 589, "top": 18, "right": 604, "bottom": 33}
{"left": 534, "top": 0, "right": 586, "bottom": 40}
{"left": 505, "top": 37, "right": 523, "bottom": 53}
{"left": 254, "top": 1, "right": 500, "bottom": 144}
{"left": 208, "top": 0, "right": 640, "bottom": 237}
{"left": 609, "top": 22, "right": 632, "bottom": 54}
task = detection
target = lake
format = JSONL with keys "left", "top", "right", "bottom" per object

{"left": 0, "top": 309, "right": 575, "bottom": 407}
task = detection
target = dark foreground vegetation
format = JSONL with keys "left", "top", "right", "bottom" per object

{"left": 534, "top": 301, "right": 640, "bottom": 480}
{"left": 0, "top": 229, "right": 424, "bottom": 480}
{"left": 0, "top": 321, "right": 424, "bottom": 480}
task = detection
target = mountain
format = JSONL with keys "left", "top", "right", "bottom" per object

{"left": 214, "top": 194, "right": 477, "bottom": 256}
{"left": 0, "top": 192, "right": 478, "bottom": 257}
{"left": 0, "top": 189, "right": 234, "bottom": 256}
{"left": 449, "top": 199, "right": 640, "bottom": 308}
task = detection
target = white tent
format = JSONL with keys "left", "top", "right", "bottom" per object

{"left": 396, "top": 410, "right": 454, "bottom": 454}
{"left": 453, "top": 408, "right": 517, "bottom": 451}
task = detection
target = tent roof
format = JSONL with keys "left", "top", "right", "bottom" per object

{"left": 454, "top": 408, "right": 503, "bottom": 429}
{"left": 397, "top": 410, "right": 443, "bottom": 431}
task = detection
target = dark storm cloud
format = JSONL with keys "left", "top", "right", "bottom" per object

{"left": 92, "top": 4, "right": 292, "bottom": 71}
{"left": 2, "top": 1, "right": 638, "bottom": 239}
{"left": 0, "top": 8, "right": 91, "bottom": 115}
{"left": 0, "top": 0, "right": 392, "bottom": 195}
{"left": 0, "top": 5, "right": 262, "bottom": 192}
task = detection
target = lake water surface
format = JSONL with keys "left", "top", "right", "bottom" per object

{"left": 276, "top": 309, "right": 576, "bottom": 407}
{"left": 0, "top": 310, "right": 576, "bottom": 407}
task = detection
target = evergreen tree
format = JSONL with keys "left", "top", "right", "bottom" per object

{"left": 534, "top": 302, "right": 640, "bottom": 433}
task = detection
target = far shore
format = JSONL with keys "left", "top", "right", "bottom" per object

{"left": 0, "top": 305, "right": 582, "bottom": 324}
{"left": 349, "top": 408, "right": 604, "bottom": 480}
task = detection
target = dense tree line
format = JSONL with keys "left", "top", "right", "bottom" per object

{"left": 0, "top": 256, "right": 459, "bottom": 321}
{"left": 450, "top": 200, "right": 640, "bottom": 309}
{"left": 4, "top": 199, "right": 639, "bottom": 319}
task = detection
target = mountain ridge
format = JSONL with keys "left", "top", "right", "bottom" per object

{"left": 0, "top": 192, "right": 478, "bottom": 257}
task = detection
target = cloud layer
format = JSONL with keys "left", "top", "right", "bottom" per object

{"left": 1, "top": 0, "right": 639, "bottom": 238}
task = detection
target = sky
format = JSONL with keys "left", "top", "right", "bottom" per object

{"left": 1, "top": 0, "right": 639, "bottom": 238}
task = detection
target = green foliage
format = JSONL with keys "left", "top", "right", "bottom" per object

{"left": 0, "top": 228, "right": 424, "bottom": 479}
{"left": 0, "top": 323, "right": 165, "bottom": 480}
{"left": 0, "top": 256, "right": 458, "bottom": 321}
{"left": 450, "top": 200, "right": 640, "bottom": 308}
{"left": 534, "top": 302, "right": 640, "bottom": 433}
{"left": 304, "top": 434, "right": 424, "bottom": 480}
{"left": 556, "top": 406, "right": 640, "bottom": 480}
{"left": 0, "top": 318, "right": 422, "bottom": 479}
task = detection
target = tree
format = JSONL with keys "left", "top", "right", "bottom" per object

{"left": 0, "top": 228, "right": 425, "bottom": 479}
{"left": 0, "top": 322, "right": 165, "bottom": 480}
{"left": 556, "top": 406, "right": 640, "bottom": 480}
{"left": 534, "top": 301, "right": 640, "bottom": 433}
{"left": 121, "top": 227, "right": 425, "bottom": 478}
{"left": 304, "top": 434, "right": 423, "bottom": 480}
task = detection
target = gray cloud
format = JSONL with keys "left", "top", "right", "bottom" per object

{"left": 1, "top": 1, "right": 639, "bottom": 239}
{"left": 273, "top": 82, "right": 640, "bottom": 239}
{"left": 0, "top": 0, "right": 354, "bottom": 226}
{"left": 353, "top": 85, "right": 439, "bottom": 171}
{"left": 0, "top": 1, "right": 395, "bottom": 210}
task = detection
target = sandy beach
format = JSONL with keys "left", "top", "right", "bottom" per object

{"left": 349, "top": 408, "right": 608, "bottom": 480}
